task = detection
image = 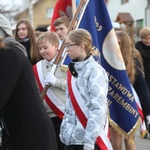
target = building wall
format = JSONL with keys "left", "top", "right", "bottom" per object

{"left": 34, "top": 0, "right": 56, "bottom": 29}
{"left": 15, "top": 0, "right": 56, "bottom": 30}
{"left": 107, "top": 0, "right": 147, "bottom": 26}
{"left": 145, "top": 3, "right": 150, "bottom": 26}
{"left": 15, "top": 10, "right": 29, "bottom": 22}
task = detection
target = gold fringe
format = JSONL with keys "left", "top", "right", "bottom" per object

{"left": 60, "top": 66, "right": 68, "bottom": 72}
{"left": 127, "top": 139, "right": 134, "bottom": 145}
{"left": 140, "top": 130, "right": 148, "bottom": 138}
{"left": 109, "top": 115, "right": 140, "bottom": 142}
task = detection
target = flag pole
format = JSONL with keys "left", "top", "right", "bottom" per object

{"left": 41, "top": 0, "right": 86, "bottom": 100}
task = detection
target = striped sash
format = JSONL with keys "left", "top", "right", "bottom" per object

{"left": 131, "top": 86, "right": 147, "bottom": 137}
{"left": 33, "top": 61, "right": 65, "bottom": 119}
{"left": 67, "top": 71, "right": 113, "bottom": 150}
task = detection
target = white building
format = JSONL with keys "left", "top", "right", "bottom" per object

{"left": 106, "top": 0, "right": 150, "bottom": 28}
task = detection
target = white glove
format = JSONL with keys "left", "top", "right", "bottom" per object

{"left": 146, "top": 115, "right": 150, "bottom": 124}
{"left": 45, "top": 72, "right": 57, "bottom": 86}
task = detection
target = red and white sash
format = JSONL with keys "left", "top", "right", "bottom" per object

{"left": 33, "top": 61, "right": 65, "bottom": 119}
{"left": 131, "top": 85, "right": 147, "bottom": 137}
{"left": 67, "top": 71, "right": 113, "bottom": 150}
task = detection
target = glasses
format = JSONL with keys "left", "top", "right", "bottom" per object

{"left": 64, "top": 43, "right": 77, "bottom": 49}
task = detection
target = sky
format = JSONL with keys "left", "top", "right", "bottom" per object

{"left": 0, "top": 0, "right": 27, "bottom": 25}
{"left": 1, "top": 0, "right": 37, "bottom": 5}
{"left": 0, "top": 0, "right": 25, "bottom": 14}
{"left": 0, "top": 0, "right": 38, "bottom": 12}
{"left": 0, "top": 0, "right": 38, "bottom": 26}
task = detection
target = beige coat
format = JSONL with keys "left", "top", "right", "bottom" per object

{"left": 41, "top": 58, "right": 67, "bottom": 118}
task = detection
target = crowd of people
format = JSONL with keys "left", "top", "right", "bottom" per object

{"left": 0, "top": 12, "right": 150, "bottom": 150}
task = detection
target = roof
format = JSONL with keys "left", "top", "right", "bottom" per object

{"left": 115, "top": 13, "right": 134, "bottom": 24}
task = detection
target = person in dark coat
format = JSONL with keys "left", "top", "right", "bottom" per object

{"left": 135, "top": 27, "right": 150, "bottom": 91}
{"left": 0, "top": 14, "right": 57, "bottom": 150}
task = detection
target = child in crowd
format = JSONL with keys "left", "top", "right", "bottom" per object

{"left": 53, "top": 15, "right": 71, "bottom": 42}
{"left": 32, "top": 31, "right": 66, "bottom": 150}
{"left": 54, "top": 16, "right": 72, "bottom": 67}
{"left": 60, "top": 29, "right": 109, "bottom": 150}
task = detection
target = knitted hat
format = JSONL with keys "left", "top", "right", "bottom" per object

{"left": 0, "top": 14, "right": 12, "bottom": 37}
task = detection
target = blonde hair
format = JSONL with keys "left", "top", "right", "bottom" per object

{"left": 139, "top": 27, "right": 150, "bottom": 39}
{"left": 116, "top": 30, "right": 135, "bottom": 84}
{"left": 67, "top": 29, "right": 93, "bottom": 56}
{"left": 37, "top": 31, "right": 59, "bottom": 46}
{"left": 53, "top": 16, "right": 71, "bottom": 28}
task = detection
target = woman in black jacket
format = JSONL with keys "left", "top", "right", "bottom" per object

{"left": 135, "top": 27, "right": 150, "bottom": 91}
{"left": 14, "top": 19, "right": 42, "bottom": 65}
{"left": 0, "top": 14, "right": 57, "bottom": 150}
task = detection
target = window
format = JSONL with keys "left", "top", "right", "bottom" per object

{"left": 46, "top": 8, "right": 54, "bottom": 18}
{"left": 136, "top": 19, "right": 144, "bottom": 37}
{"left": 136, "top": 19, "right": 144, "bottom": 28}
{"left": 121, "top": 0, "right": 129, "bottom": 4}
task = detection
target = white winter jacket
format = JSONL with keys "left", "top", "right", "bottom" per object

{"left": 60, "top": 56, "right": 108, "bottom": 150}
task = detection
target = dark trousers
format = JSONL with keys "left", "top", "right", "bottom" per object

{"left": 64, "top": 144, "right": 100, "bottom": 150}
{"left": 51, "top": 117, "right": 64, "bottom": 150}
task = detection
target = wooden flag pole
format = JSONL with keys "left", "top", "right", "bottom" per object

{"left": 41, "top": 0, "right": 86, "bottom": 100}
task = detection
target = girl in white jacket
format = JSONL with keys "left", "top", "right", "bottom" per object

{"left": 60, "top": 29, "right": 109, "bottom": 150}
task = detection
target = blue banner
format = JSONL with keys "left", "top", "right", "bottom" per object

{"left": 75, "top": 0, "right": 139, "bottom": 138}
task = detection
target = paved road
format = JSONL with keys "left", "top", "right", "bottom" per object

{"left": 135, "top": 130, "right": 150, "bottom": 150}
{"left": 122, "top": 128, "right": 150, "bottom": 150}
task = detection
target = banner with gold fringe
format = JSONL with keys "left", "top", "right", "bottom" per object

{"left": 74, "top": 0, "right": 140, "bottom": 139}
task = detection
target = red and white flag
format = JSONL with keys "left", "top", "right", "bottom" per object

{"left": 50, "top": 0, "right": 72, "bottom": 31}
